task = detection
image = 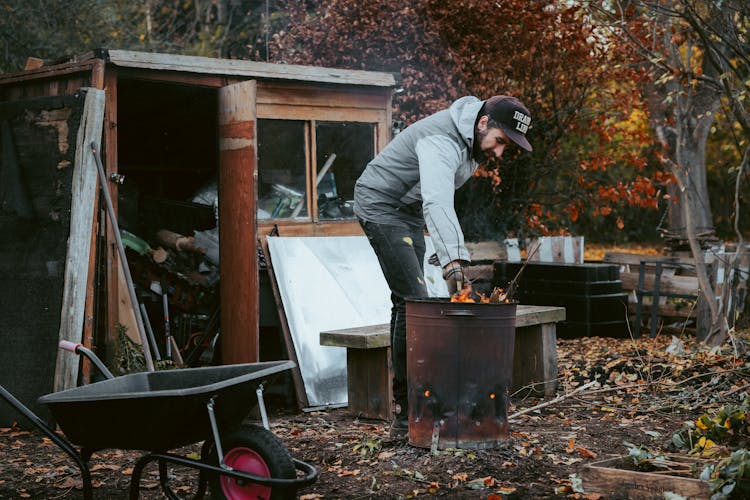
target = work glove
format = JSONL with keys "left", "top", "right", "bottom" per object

{"left": 443, "top": 260, "right": 469, "bottom": 295}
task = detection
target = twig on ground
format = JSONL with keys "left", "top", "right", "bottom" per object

{"left": 509, "top": 380, "right": 597, "bottom": 421}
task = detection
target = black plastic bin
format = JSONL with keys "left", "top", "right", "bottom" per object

{"left": 493, "top": 261, "right": 629, "bottom": 338}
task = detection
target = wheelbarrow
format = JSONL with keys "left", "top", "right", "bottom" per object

{"left": 0, "top": 341, "right": 317, "bottom": 499}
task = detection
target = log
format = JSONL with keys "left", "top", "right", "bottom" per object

{"left": 155, "top": 229, "right": 205, "bottom": 254}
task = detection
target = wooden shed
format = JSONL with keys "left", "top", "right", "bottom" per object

{"left": 0, "top": 49, "right": 395, "bottom": 418}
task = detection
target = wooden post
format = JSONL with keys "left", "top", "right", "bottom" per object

{"left": 218, "top": 80, "right": 259, "bottom": 364}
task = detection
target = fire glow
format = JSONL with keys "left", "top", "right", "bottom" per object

{"left": 450, "top": 286, "right": 511, "bottom": 303}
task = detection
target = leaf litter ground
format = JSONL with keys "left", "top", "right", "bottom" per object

{"left": 1, "top": 330, "right": 748, "bottom": 499}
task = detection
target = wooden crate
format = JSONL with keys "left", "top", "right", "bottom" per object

{"left": 582, "top": 456, "right": 711, "bottom": 499}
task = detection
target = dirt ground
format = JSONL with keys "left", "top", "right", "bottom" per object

{"left": 2, "top": 331, "right": 748, "bottom": 499}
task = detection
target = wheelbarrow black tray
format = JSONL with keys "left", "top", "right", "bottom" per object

{"left": 38, "top": 360, "right": 294, "bottom": 452}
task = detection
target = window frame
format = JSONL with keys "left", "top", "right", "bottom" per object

{"left": 257, "top": 114, "right": 381, "bottom": 224}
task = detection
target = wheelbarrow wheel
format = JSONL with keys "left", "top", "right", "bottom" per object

{"left": 206, "top": 423, "right": 296, "bottom": 500}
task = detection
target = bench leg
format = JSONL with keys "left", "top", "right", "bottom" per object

{"left": 512, "top": 323, "right": 558, "bottom": 398}
{"left": 346, "top": 347, "right": 393, "bottom": 420}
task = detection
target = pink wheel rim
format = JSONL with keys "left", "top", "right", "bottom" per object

{"left": 220, "top": 446, "right": 272, "bottom": 500}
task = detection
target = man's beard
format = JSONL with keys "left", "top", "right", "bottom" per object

{"left": 472, "top": 127, "right": 491, "bottom": 163}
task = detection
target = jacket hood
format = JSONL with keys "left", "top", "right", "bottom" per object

{"left": 449, "top": 96, "right": 483, "bottom": 150}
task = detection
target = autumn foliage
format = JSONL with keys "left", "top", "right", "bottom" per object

{"left": 271, "top": 0, "right": 665, "bottom": 241}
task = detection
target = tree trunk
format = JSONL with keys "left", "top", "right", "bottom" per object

{"left": 643, "top": 6, "right": 726, "bottom": 343}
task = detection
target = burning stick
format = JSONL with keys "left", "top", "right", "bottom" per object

{"left": 487, "top": 241, "right": 542, "bottom": 302}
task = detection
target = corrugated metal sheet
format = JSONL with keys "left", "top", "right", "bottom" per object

{"left": 267, "top": 235, "right": 447, "bottom": 408}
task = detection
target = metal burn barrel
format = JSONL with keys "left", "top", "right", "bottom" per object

{"left": 406, "top": 298, "right": 516, "bottom": 450}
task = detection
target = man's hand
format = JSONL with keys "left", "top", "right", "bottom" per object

{"left": 443, "top": 260, "right": 468, "bottom": 295}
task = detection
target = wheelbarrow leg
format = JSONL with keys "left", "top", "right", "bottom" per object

{"left": 195, "top": 439, "right": 212, "bottom": 498}
{"left": 130, "top": 453, "right": 183, "bottom": 500}
{"left": 0, "top": 385, "right": 94, "bottom": 500}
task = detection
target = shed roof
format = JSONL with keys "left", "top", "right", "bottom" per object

{"left": 103, "top": 50, "right": 396, "bottom": 87}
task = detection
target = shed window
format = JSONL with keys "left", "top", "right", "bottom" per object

{"left": 257, "top": 120, "right": 308, "bottom": 219}
{"left": 315, "top": 121, "right": 374, "bottom": 221}
{"left": 258, "top": 119, "right": 375, "bottom": 221}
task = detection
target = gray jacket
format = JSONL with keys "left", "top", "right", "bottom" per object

{"left": 354, "top": 96, "right": 483, "bottom": 266}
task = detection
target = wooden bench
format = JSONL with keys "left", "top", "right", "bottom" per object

{"left": 320, "top": 304, "right": 565, "bottom": 420}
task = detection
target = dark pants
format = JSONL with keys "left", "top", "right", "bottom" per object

{"left": 359, "top": 219, "right": 429, "bottom": 415}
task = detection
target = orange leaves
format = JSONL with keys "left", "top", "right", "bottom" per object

{"left": 565, "top": 439, "right": 598, "bottom": 459}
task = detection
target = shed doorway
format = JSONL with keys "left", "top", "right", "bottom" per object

{"left": 110, "top": 78, "right": 259, "bottom": 368}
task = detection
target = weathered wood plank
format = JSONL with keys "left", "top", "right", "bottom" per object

{"left": 54, "top": 88, "right": 105, "bottom": 392}
{"left": 620, "top": 272, "right": 699, "bottom": 297}
{"left": 104, "top": 70, "right": 121, "bottom": 358}
{"left": 513, "top": 322, "right": 558, "bottom": 397}
{"left": 321, "top": 324, "right": 392, "bottom": 349}
{"left": 583, "top": 457, "right": 710, "bottom": 499}
{"left": 106, "top": 49, "right": 395, "bottom": 87}
{"left": 346, "top": 347, "right": 393, "bottom": 420}
{"left": 321, "top": 304, "right": 566, "bottom": 412}
{"left": 515, "top": 305, "right": 566, "bottom": 327}
{"left": 258, "top": 220, "right": 363, "bottom": 237}
{"left": 257, "top": 103, "right": 385, "bottom": 123}
{"left": 256, "top": 83, "right": 388, "bottom": 110}
{"left": 320, "top": 305, "right": 566, "bottom": 349}
{"left": 603, "top": 251, "right": 699, "bottom": 267}
{"left": 627, "top": 301, "right": 698, "bottom": 319}
{"left": 528, "top": 236, "right": 584, "bottom": 264}
{"left": 0, "top": 60, "right": 98, "bottom": 87}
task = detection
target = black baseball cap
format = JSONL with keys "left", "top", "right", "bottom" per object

{"left": 483, "top": 95, "right": 533, "bottom": 152}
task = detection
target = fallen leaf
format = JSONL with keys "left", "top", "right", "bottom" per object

{"left": 337, "top": 468, "right": 360, "bottom": 477}
{"left": 54, "top": 477, "right": 77, "bottom": 489}
{"left": 576, "top": 447, "right": 598, "bottom": 459}
{"left": 466, "top": 476, "right": 496, "bottom": 490}
{"left": 566, "top": 439, "right": 576, "bottom": 453}
{"left": 90, "top": 464, "right": 120, "bottom": 472}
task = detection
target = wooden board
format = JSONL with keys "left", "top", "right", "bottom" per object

{"left": 346, "top": 347, "right": 393, "bottom": 420}
{"left": 321, "top": 304, "right": 565, "bottom": 413}
{"left": 320, "top": 305, "right": 566, "bottom": 349}
{"left": 582, "top": 456, "right": 710, "bottom": 499}
{"left": 260, "top": 237, "right": 309, "bottom": 409}
{"left": 513, "top": 322, "right": 558, "bottom": 397}
{"left": 527, "top": 236, "right": 584, "bottom": 264}
{"left": 106, "top": 50, "right": 395, "bottom": 87}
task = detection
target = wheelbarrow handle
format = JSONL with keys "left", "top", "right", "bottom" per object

{"left": 58, "top": 341, "right": 115, "bottom": 380}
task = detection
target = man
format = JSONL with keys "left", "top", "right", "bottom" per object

{"left": 353, "top": 95, "right": 533, "bottom": 437}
